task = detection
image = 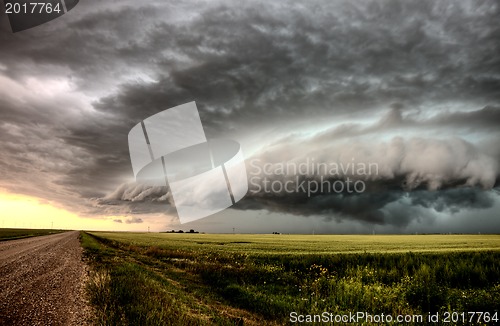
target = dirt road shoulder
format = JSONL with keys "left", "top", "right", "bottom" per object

{"left": 0, "top": 231, "right": 91, "bottom": 326}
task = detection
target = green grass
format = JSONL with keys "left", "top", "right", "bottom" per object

{"left": 0, "top": 228, "right": 64, "bottom": 241}
{"left": 81, "top": 232, "right": 500, "bottom": 325}
{"left": 87, "top": 233, "right": 500, "bottom": 254}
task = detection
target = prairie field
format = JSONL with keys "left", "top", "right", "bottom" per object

{"left": 0, "top": 228, "right": 64, "bottom": 241}
{"left": 81, "top": 232, "right": 500, "bottom": 325}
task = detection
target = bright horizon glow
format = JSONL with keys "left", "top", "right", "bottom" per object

{"left": 0, "top": 191, "right": 153, "bottom": 232}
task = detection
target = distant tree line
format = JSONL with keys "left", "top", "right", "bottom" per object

{"left": 163, "top": 229, "right": 199, "bottom": 233}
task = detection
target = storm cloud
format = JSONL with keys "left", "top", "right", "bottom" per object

{"left": 0, "top": 0, "right": 499, "bottom": 231}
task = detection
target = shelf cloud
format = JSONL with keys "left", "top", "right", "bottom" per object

{"left": 0, "top": 0, "right": 499, "bottom": 232}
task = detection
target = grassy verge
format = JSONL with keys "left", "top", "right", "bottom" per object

{"left": 81, "top": 232, "right": 500, "bottom": 325}
{"left": 80, "top": 232, "right": 271, "bottom": 325}
{"left": 0, "top": 228, "right": 65, "bottom": 241}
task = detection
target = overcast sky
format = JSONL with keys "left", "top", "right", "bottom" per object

{"left": 0, "top": 0, "right": 499, "bottom": 233}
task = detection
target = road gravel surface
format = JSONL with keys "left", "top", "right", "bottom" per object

{"left": 0, "top": 231, "right": 91, "bottom": 325}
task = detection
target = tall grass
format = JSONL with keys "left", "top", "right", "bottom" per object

{"left": 81, "top": 232, "right": 270, "bottom": 326}
{"left": 81, "top": 232, "right": 500, "bottom": 325}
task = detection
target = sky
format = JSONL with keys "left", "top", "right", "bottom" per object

{"left": 0, "top": 0, "right": 499, "bottom": 233}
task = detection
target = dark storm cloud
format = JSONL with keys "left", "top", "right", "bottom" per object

{"left": 250, "top": 131, "right": 499, "bottom": 188}
{"left": 88, "top": 182, "right": 178, "bottom": 221}
{"left": 0, "top": 4, "right": 168, "bottom": 86}
{"left": 0, "top": 0, "right": 499, "bottom": 229}
{"left": 408, "top": 187, "right": 497, "bottom": 213}
{"left": 235, "top": 191, "right": 400, "bottom": 225}
{"left": 232, "top": 119, "right": 499, "bottom": 228}
{"left": 234, "top": 187, "right": 498, "bottom": 227}
{"left": 89, "top": 0, "right": 500, "bottom": 136}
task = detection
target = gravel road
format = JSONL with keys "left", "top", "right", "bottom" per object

{"left": 0, "top": 231, "right": 91, "bottom": 326}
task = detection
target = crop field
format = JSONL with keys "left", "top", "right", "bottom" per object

{"left": 81, "top": 232, "right": 500, "bottom": 325}
{"left": 0, "top": 228, "right": 64, "bottom": 241}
